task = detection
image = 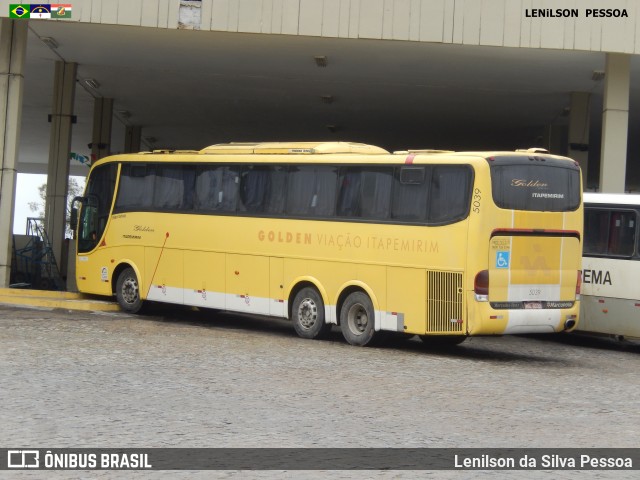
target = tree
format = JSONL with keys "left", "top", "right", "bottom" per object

{"left": 28, "top": 177, "right": 85, "bottom": 238}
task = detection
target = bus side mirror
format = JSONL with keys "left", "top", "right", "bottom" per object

{"left": 70, "top": 207, "right": 78, "bottom": 233}
{"left": 69, "top": 196, "right": 85, "bottom": 234}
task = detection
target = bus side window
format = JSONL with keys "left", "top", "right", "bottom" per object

{"left": 584, "top": 209, "right": 609, "bottom": 255}
{"left": 153, "top": 166, "right": 187, "bottom": 210}
{"left": 585, "top": 209, "right": 637, "bottom": 257}
{"left": 337, "top": 168, "right": 362, "bottom": 217}
{"left": 182, "top": 168, "right": 196, "bottom": 210}
{"left": 337, "top": 167, "right": 392, "bottom": 220}
{"left": 78, "top": 204, "right": 98, "bottom": 251}
{"left": 392, "top": 167, "right": 428, "bottom": 221}
{"left": 239, "top": 166, "right": 269, "bottom": 213}
{"left": 195, "top": 166, "right": 239, "bottom": 213}
{"left": 263, "top": 166, "right": 287, "bottom": 215}
{"left": 361, "top": 168, "right": 392, "bottom": 219}
{"left": 312, "top": 166, "right": 337, "bottom": 216}
{"left": 608, "top": 211, "right": 636, "bottom": 256}
{"left": 287, "top": 166, "right": 337, "bottom": 217}
{"left": 428, "top": 166, "right": 471, "bottom": 223}
{"left": 115, "top": 164, "right": 155, "bottom": 210}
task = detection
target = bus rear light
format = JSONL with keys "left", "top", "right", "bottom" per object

{"left": 576, "top": 270, "right": 582, "bottom": 298}
{"left": 474, "top": 270, "right": 489, "bottom": 301}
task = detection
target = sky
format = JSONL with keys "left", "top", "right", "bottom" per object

{"left": 13, "top": 173, "right": 86, "bottom": 235}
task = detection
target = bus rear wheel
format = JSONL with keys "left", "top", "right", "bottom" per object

{"left": 116, "top": 267, "right": 144, "bottom": 313}
{"left": 340, "top": 292, "right": 377, "bottom": 346}
{"left": 291, "top": 287, "right": 331, "bottom": 340}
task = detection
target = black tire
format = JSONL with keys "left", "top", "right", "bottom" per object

{"left": 115, "top": 267, "right": 144, "bottom": 313}
{"left": 419, "top": 335, "right": 466, "bottom": 347}
{"left": 291, "top": 287, "right": 331, "bottom": 339}
{"left": 340, "top": 291, "right": 377, "bottom": 346}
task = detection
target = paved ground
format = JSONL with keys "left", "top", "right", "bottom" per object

{"left": 1, "top": 303, "right": 639, "bottom": 479}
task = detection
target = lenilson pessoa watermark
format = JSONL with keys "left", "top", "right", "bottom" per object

{"left": 454, "top": 453, "right": 633, "bottom": 469}
{"left": 525, "top": 8, "right": 628, "bottom": 18}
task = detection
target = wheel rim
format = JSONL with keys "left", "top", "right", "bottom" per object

{"left": 347, "top": 303, "right": 369, "bottom": 335}
{"left": 121, "top": 276, "right": 139, "bottom": 305}
{"left": 297, "top": 297, "right": 318, "bottom": 330}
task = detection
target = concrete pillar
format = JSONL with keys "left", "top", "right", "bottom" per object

{"left": 124, "top": 125, "right": 142, "bottom": 153}
{"left": 567, "top": 92, "right": 590, "bottom": 186}
{"left": 0, "top": 19, "right": 28, "bottom": 288}
{"left": 542, "top": 125, "right": 566, "bottom": 155}
{"left": 599, "top": 53, "right": 630, "bottom": 193}
{"left": 66, "top": 239, "right": 77, "bottom": 292}
{"left": 45, "top": 61, "right": 77, "bottom": 274}
{"left": 92, "top": 97, "right": 113, "bottom": 160}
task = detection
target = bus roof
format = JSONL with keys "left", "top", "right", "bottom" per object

{"left": 584, "top": 192, "right": 640, "bottom": 206}
{"left": 89, "top": 141, "right": 577, "bottom": 168}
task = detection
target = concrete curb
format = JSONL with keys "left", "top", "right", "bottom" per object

{"left": 0, "top": 288, "right": 121, "bottom": 312}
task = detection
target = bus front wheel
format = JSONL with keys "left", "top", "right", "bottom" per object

{"left": 340, "top": 292, "right": 376, "bottom": 346}
{"left": 291, "top": 287, "right": 331, "bottom": 340}
{"left": 116, "top": 267, "right": 144, "bottom": 313}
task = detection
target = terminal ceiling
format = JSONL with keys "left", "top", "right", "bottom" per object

{"left": 18, "top": 20, "right": 640, "bottom": 178}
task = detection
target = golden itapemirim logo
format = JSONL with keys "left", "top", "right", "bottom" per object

{"left": 257, "top": 230, "right": 439, "bottom": 253}
{"left": 511, "top": 179, "right": 549, "bottom": 189}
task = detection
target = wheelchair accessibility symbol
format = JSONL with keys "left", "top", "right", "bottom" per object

{"left": 496, "top": 251, "right": 510, "bottom": 269}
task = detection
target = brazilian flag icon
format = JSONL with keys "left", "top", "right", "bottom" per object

{"left": 9, "top": 4, "right": 30, "bottom": 18}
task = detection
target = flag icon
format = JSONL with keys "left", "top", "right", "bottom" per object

{"left": 31, "top": 4, "right": 52, "bottom": 19}
{"left": 52, "top": 4, "right": 72, "bottom": 18}
{"left": 9, "top": 4, "right": 30, "bottom": 18}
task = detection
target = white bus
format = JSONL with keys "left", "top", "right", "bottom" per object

{"left": 580, "top": 193, "right": 640, "bottom": 340}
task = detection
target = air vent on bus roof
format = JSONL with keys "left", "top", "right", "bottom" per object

{"left": 393, "top": 149, "right": 455, "bottom": 154}
{"left": 138, "top": 149, "right": 199, "bottom": 155}
{"left": 145, "top": 149, "right": 200, "bottom": 154}
{"left": 198, "top": 141, "right": 389, "bottom": 155}
{"left": 515, "top": 147, "right": 549, "bottom": 153}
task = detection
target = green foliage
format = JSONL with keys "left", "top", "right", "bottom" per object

{"left": 28, "top": 177, "right": 85, "bottom": 238}
{"left": 28, "top": 177, "right": 84, "bottom": 218}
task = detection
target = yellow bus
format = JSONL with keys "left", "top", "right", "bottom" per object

{"left": 71, "top": 141, "right": 583, "bottom": 346}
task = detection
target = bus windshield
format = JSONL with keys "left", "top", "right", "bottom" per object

{"left": 489, "top": 157, "right": 581, "bottom": 212}
{"left": 77, "top": 164, "right": 117, "bottom": 253}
